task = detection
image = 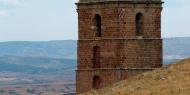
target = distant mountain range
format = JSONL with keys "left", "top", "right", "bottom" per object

{"left": 0, "top": 37, "right": 189, "bottom": 74}
{"left": 0, "top": 40, "right": 77, "bottom": 59}
{"left": 164, "top": 37, "right": 190, "bottom": 60}
{"left": 0, "top": 56, "right": 76, "bottom": 74}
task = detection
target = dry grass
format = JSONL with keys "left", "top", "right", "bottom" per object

{"left": 81, "top": 58, "right": 190, "bottom": 95}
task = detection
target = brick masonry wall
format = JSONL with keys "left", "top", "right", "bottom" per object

{"left": 78, "top": 3, "right": 162, "bottom": 39}
{"left": 76, "top": 69, "right": 155, "bottom": 94}
{"left": 76, "top": 1, "right": 163, "bottom": 94}
{"left": 78, "top": 39, "right": 162, "bottom": 69}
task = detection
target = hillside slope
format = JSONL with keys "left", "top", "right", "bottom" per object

{"left": 82, "top": 58, "right": 190, "bottom": 95}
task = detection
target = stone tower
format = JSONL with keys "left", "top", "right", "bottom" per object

{"left": 76, "top": 0, "right": 163, "bottom": 94}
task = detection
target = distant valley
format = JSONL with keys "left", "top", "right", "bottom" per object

{"left": 0, "top": 41, "right": 77, "bottom": 94}
{"left": 0, "top": 56, "right": 76, "bottom": 74}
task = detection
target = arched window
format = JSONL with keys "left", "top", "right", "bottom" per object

{"left": 93, "top": 46, "right": 100, "bottom": 68}
{"left": 136, "top": 13, "right": 144, "bottom": 36}
{"left": 93, "top": 14, "right": 102, "bottom": 37}
{"left": 93, "top": 76, "right": 101, "bottom": 89}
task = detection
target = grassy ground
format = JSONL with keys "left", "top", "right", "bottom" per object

{"left": 81, "top": 58, "right": 190, "bottom": 95}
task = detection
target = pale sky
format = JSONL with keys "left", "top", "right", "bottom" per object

{"left": 0, "top": 0, "right": 189, "bottom": 41}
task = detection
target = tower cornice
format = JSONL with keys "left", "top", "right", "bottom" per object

{"left": 77, "top": 0, "right": 164, "bottom": 5}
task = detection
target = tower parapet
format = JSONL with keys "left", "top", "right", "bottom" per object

{"left": 78, "top": 0, "right": 163, "bottom": 3}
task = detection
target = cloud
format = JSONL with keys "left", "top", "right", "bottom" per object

{"left": 0, "top": 10, "right": 8, "bottom": 16}
{"left": 0, "top": 0, "right": 25, "bottom": 17}
{"left": 0, "top": 0, "right": 22, "bottom": 6}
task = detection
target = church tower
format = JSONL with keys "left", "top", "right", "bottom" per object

{"left": 76, "top": 0, "right": 163, "bottom": 94}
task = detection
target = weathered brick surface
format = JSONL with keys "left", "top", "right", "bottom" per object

{"left": 76, "top": 69, "right": 153, "bottom": 93}
{"left": 77, "top": 3, "right": 162, "bottom": 39}
{"left": 76, "top": 0, "right": 163, "bottom": 94}
{"left": 78, "top": 39, "right": 162, "bottom": 69}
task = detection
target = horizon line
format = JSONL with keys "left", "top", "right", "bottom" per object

{"left": 0, "top": 36, "right": 190, "bottom": 42}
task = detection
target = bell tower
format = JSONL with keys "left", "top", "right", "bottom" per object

{"left": 76, "top": 0, "right": 163, "bottom": 94}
